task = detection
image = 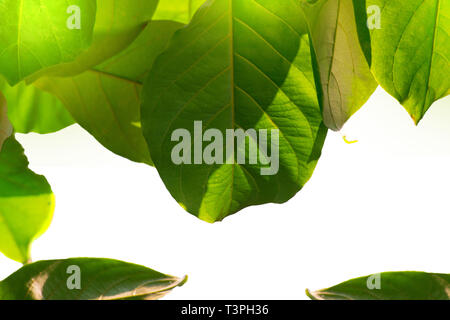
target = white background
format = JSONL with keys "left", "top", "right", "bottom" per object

{"left": 0, "top": 87, "right": 449, "bottom": 299}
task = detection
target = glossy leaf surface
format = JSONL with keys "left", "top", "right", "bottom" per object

{"left": 0, "top": 258, "right": 187, "bottom": 300}
{"left": 307, "top": 271, "right": 450, "bottom": 300}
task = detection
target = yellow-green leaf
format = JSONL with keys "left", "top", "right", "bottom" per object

{"left": 368, "top": 0, "right": 450, "bottom": 123}
{"left": 0, "top": 94, "right": 54, "bottom": 263}
{"left": 301, "top": 0, "right": 377, "bottom": 131}
{"left": 0, "top": 0, "right": 96, "bottom": 85}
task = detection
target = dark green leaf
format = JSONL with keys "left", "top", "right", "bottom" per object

{"left": 0, "top": 258, "right": 187, "bottom": 300}
{"left": 307, "top": 271, "right": 450, "bottom": 300}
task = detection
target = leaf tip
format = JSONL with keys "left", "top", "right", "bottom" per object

{"left": 412, "top": 115, "right": 423, "bottom": 126}
{"left": 179, "top": 275, "right": 189, "bottom": 287}
{"left": 305, "top": 288, "right": 316, "bottom": 300}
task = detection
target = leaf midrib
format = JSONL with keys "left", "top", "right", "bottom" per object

{"left": 227, "top": 0, "right": 236, "bottom": 218}
{"left": 219, "top": 0, "right": 313, "bottom": 217}
{"left": 325, "top": 0, "right": 341, "bottom": 129}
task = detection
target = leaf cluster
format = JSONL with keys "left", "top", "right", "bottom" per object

{"left": 0, "top": 0, "right": 448, "bottom": 300}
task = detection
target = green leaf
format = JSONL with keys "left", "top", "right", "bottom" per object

{"left": 301, "top": 0, "right": 377, "bottom": 131}
{"left": 0, "top": 92, "right": 13, "bottom": 148}
{"left": 95, "top": 21, "right": 184, "bottom": 83}
{"left": 0, "top": 95, "right": 54, "bottom": 263}
{"left": 0, "top": 0, "right": 97, "bottom": 85}
{"left": 367, "top": 0, "right": 450, "bottom": 124}
{"left": 141, "top": 0, "right": 327, "bottom": 222}
{"left": 352, "top": 0, "right": 372, "bottom": 65}
{"left": 153, "top": 0, "right": 206, "bottom": 24}
{"left": 29, "top": 0, "right": 159, "bottom": 80}
{"left": 0, "top": 258, "right": 187, "bottom": 300}
{"left": 35, "top": 21, "right": 184, "bottom": 165}
{"left": 307, "top": 271, "right": 450, "bottom": 300}
{"left": 0, "top": 77, "right": 74, "bottom": 134}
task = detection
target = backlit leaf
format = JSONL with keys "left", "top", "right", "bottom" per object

{"left": 367, "top": 0, "right": 450, "bottom": 123}
{"left": 307, "top": 271, "right": 450, "bottom": 300}
{"left": 0, "top": 77, "right": 74, "bottom": 134}
{"left": 301, "top": 0, "right": 377, "bottom": 131}
{"left": 0, "top": 92, "right": 12, "bottom": 148}
{"left": 36, "top": 21, "right": 184, "bottom": 165}
{"left": 0, "top": 94, "right": 54, "bottom": 263}
{"left": 141, "top": 0, "right": 327, "bottom": 222}
{"left": 153, "top": 0, "right": 206, "bottom": 24}
{"left": 0, "top": 0, "right": 96, "bottom": 85}
{"left": 29, "top": 0, "right": 159, "bottom": 80}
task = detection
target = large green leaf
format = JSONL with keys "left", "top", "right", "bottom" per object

{"left": 301, "top": 0, "right": 377, "bottom": 131}
{"left": 141, "top": 0, "right": 327, "bottom": 222}
{"left": 0, "top": 258, "right": 187, "bottom": 300}
{"left": 35, "top": 21, "right": 184, "bottom": 165}
{"left": 0, "top": 0, "right": 96, "bottom": 85}
{"left": 0, "top": 94, "right": 54, "bottom": 263}
{"left": 367, "top": 0, "right": 450, "bottom": 123}
{"left": 0, "top": 77, "right": 74, "bottom": 134}
{"left": 153, "top": 0, "right": 206, "bottom": 24}
{"left": 29, "top": 0, "right": 159, "bottom": 80}
{"left": 307, "top": 271, "right": 450, "bottom": 300}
